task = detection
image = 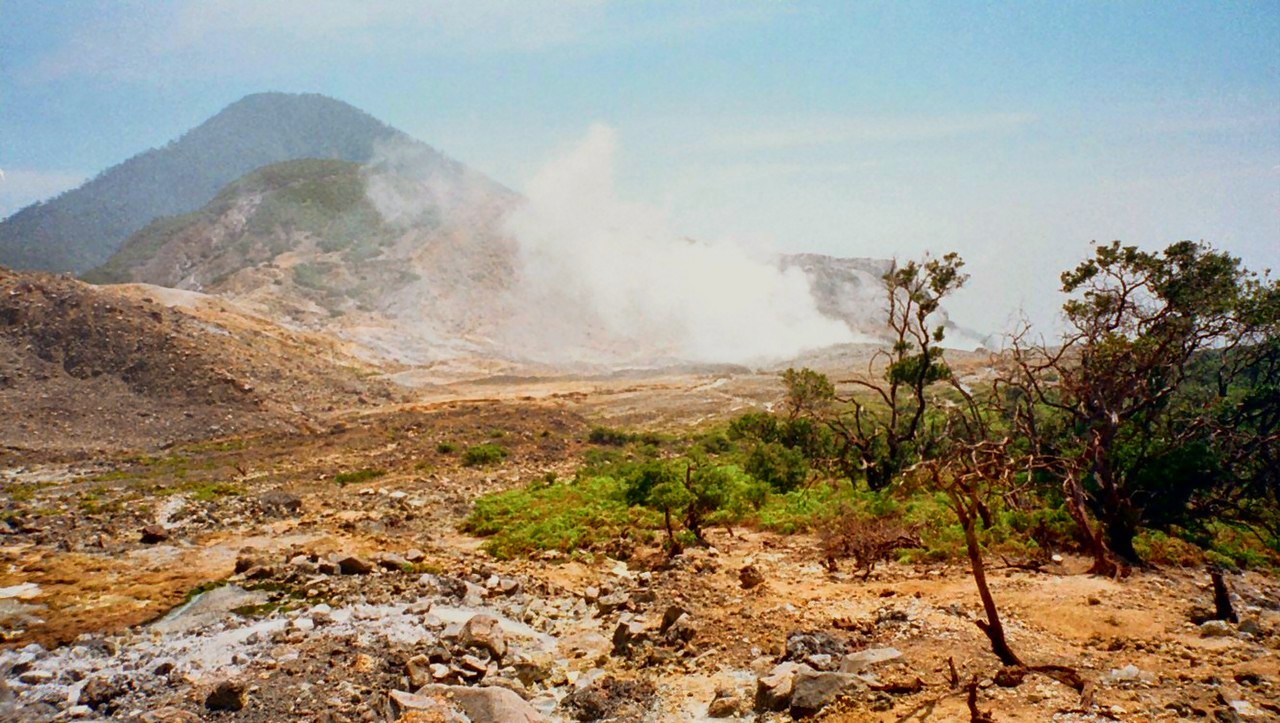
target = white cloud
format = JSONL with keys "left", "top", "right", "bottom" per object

{"left": 0, "top": 168, "right": 88, "bottom": 219}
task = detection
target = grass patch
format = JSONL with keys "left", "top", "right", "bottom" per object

{"left": 462, "top": 444, "right": 508, "bottom": 467}
{"left": 334, "top": 468, "right": 387, "bottom": 485}
{"left": 436, "top": 442, "right": 457, "bottom": 454}
{"left": 462, "top": 476, "right": 660, "bottom": 559}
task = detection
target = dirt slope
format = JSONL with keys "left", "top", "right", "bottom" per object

{"left": 0, "top": 268, "right": 404, "bottom": 456}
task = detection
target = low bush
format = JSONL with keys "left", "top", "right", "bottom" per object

{"left": 462, "top": 475, "right": 659, "bottom": 559}
{"left": 462, "top": 444, "right": 508, "bottom": 466}
{"left": 334, "top": 468, "right": 386, "bottom": 485}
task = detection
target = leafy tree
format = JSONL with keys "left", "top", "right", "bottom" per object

{"left": 1009, "top": 240, "right": 1276, "bottom": 574}
{"left": 783, "top": 253, "right": 968, "bottom": 490}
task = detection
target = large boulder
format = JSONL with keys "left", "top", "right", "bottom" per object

{"left": 415, "top": 684, "right": 543, "bottom": 722}
{"left": 459, "top": 614, "right": 507, "bottom": 660}
{"left": 789, "top": 670, "right": 868, "bottom": 717}
{"left": 755, "top": 662, "right": 806, "bottom": 712}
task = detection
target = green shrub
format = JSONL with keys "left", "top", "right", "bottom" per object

{"left": 462, "top": 444, "right": 508, "bottom": 466}
{"left": 745, "top": 442, "right": 809, "bottom": 492}
{"left": 334, "top": 468, "right": 386, "bottom": 485}
{"left": 462, "top": 476, "right": 659, "bottom": 559}
{"left": 436, "top": 442, "right": 457, "bottom": 454}
{"left": 588, "top": 426, "right": 633, "bottom": 446}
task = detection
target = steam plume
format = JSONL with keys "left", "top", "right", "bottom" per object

{"left": 499, "top": 125, "right": 853, "bottom": 364}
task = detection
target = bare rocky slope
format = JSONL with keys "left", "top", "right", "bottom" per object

{"left": 0, "top": 267, "right": 403, "bottom": 457}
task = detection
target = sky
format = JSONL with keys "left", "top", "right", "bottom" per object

{"left": 1, "top": 0, "right": 1277, "bottom": 335}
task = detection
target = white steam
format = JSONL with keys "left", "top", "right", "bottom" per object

{"left": 499, "top": 125, "right": 853, "bottom": 364}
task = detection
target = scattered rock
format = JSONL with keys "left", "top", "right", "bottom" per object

{"left": 596, "top": 590, "right": 631, "bottom": 614}
{"left": 707, "top": 689, "right": 743, "bottom": 718}
{"left": 416, "top": 684, "right": 543, "bottom": 722}
{"left": 1106, "top": 664, "right": 1156, "bottom": 684}
{"left": 789, "top": 669, "right": 869, "bottom": 717}
{"left": 204, "top": 680, "right": 246, "bottom": 712}
{"left": 139, "top": 525, "right": 169, "bottom": 544}
{"left": 338, "top": 556, "right": 374, "bottom": 575}
{"left": 1238, "top": 618, "right": 1263, "bottom": 636}
{"left": 78, "top": 676, "right": 127, "bottom": 712}
{"left": 407, "top": 654, "right": 433, "bottom": 688}
{"left": 755, "top": 662, "right": 804, "bottom": 712}
{"left": 562, "top": 676, "right": 655, "bottom": 722}
{"left": 459, "top": 614, "right": 507, "bottom": 660}
{"left": 1199, "top": 620, "right": 1234, "bottom": 637}
{"left": 612, "top": 619, "right": 650, "bottom": 656}
{"left": 739, "top": 564, "right": 765, "bottom": 589}
{"left": 388, "top": 689, "right": 468, "bottom": 722}
{"left": 784, "top": 630, "right": 846, "bottom": 663}
{"left": 258, "top": 489, "right": 303, "bottom": 515}
{"left": 839, "top": 647, "right": 902, "bottom": 672}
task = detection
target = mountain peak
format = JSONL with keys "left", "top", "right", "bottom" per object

{"left": 0, "top": 93, "right": 412, "bottom": 273}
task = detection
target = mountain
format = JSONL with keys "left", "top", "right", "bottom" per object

{"left": 85, "top": 154, "right": 519, "bottom": 364}
{"left": 0, "top": 92, "right": 409, "bottom": 273}
{"left": 88, "top": 156, "right": 976, "bottom": 365}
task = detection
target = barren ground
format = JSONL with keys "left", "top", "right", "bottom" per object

{"left": 1, "top": 366, "right": 1277, "bottom": 722}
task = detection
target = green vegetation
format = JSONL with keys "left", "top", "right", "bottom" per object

{"left": 461, "top": 444, "right": 508, "bottom": 467}
{"left": 462, "top": 240, "right": 1279, "bottom": 579}
{"left": 333, "top": 468, "right": 387, "bottom": 485}
{"left": 435, "top": 441, "right": 457, "bottom": 454}
{"left": 462, "top": 475, "right": 660, "bottom": 559}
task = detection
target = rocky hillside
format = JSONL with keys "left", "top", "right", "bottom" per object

{"left": 0, "top": 268, "right": 402, "bottom": 456}
{"left": 85, "top": 155, "right": 519, "bottom": 365}
{"left": 87, "top": 157, "right": 984, "bottom": 365}
{"left": 0, "top": 93, "right": 409, "bottom": 273}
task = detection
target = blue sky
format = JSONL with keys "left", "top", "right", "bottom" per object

{"left": 1, "top": 0, "right": 1277, "bottom": 331}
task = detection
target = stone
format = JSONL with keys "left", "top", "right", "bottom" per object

{"left": 597, "top": 590, "right": 631, "bottom": 614}
{"left": 1199, "top": 620, "right": 1234, "bottom": 637}
{"left": 1106, "top": 664, "right": 1155, "bottom": 684}
{"left": 407, "top": 654, "right": 433, "bottom": 688}
{"left": 139, "top": 525, "right": 169, "bottom": 544}
{"left": 512, "top": 653, "right": 555, "bottom": 686}
{"left": 204, "top": 680, "right": 246, "bottom": 712}
{"left": 755, "top": 662, "right": 803, "bottom": 712}
{"left": 1238, "top": 618, "right": 1263, "bottom": 635}
{"left": 414, "top": 684, "right": 544, "bottom": 722}
{"left": 612, "top": 620, "right": 650, "bottom": 655}
{"left": 839, "top": 647, "right": 903, "bottom": 672}
{"left": 78, "top": 676, "right": 127, "bottom": 712}
{"left": 708, "top": 691, "right": 743, "bottom": 718}
{"left": 388, "top": 690, "right": 468, "bottom": 722}
{"left": 405, "top": 548, "right": 426, "bottom": 563}
{"left": 789, "top": 670, "right": 869, "bottom": 717}
{"left": 784, "top": 630, "right": 846, "bottom": 663}
{"left": 17, "top": 670, "right": 52, "bottom": 684}
{"left": 259, "top": 490, "right": 303, "bottom": 515}
{"left": 739, "top": 564, "right": 766, "bottom": 589}
{"left": 379, "top": 553, "right": 409, "bottom": 570}
{"left": 459, "top": 614, "right": 507, "bottom": 660}
{"left": 338, "top": 556, "right": 374, "bottom": 575}
{"left": 557, "top": 630, "right": 611, "bottom": 660}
